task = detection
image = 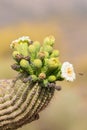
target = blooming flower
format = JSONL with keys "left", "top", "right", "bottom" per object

{"left": 10, "top": 36, "right": 31, "bottom": 48}
{"left": 18, "top": 36, "right": 30, "bottom": 42}
{"left": 61, "top": 62, "right": 76, "bottom": 81}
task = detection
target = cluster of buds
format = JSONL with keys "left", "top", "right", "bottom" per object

{"left": 11, "top": 36, "right": 76, "bottom": 89}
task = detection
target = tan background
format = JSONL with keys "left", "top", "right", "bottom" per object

{"left": 0, "top": 0, "right": 87, "bottom": 130}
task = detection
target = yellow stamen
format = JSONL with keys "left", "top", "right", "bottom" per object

{"left": 67, "top": 68, "right": 72, "bottom": 75}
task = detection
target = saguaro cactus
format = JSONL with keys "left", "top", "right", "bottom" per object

{"left": 0, "top": 36, "right": 76, "bottom": 130}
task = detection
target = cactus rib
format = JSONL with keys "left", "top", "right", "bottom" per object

{"left": 0, "top": 77, "right": 55, "bottom": 130}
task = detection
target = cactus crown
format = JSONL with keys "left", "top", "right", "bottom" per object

{"left": 10, "top": 36, "right": 76, "bottom": 88}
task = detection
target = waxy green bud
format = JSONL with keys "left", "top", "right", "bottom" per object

{"left": 14, "top": 43, "right": 29, "bottom": 56}
{"left": 51, "top": 50, "right": 59, "bottom": 57}
{"left": 28, "top": 44, "right": 37, "bottom": 61}
{"left": 20, "top": 59, "right": 29, "bottom": 69}
{"left": 33, "top": 41, "right": 41, "bottom": 51}
{"left": 12, "top": 51, "right": 20, "bottom": 59}
{"left": 43, "top": 45, "right": 53, "bottom": 54}
{"left": 33, "top": 59, "right": 42, "bottom": 68}
{"left": 31, "top": 75, "right": 38, "bottom": 82}
{"left": 48, "top": 58, "right": 60, "bottom": 70}
{"left": 56, "top": 71, "right": 64, "bottom": 81}
{"left": 44, "top": 51, "right": 49, "bottom": 58}
{"left": 28, "top": 45, "right": 36, "bottom": 53}
{"left": 43, "top": 79, "right": 49, "bottom": 86}
{"left": 44, "top": 58, "right": 49, "bottom": 65}
{"left": 40, "top": 47, "right": 44, "bottom": 52}
{"left": 20, "top": 59, "right": 33, "bottom": 74}
{"left": 48, "top": 75, "right": 56, "bottom": 82}
{"left": 44, "top": 35, "right": 55, "bottom": 46}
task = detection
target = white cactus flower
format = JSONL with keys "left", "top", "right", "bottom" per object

{"left": 61, "top": 62, "right": 76, "bottom": 82}
{"left": 10, "top": 36, "right": 31, "bottom": 48}
{"left": 18, "top": 36, "right": 30, "bottom": 42}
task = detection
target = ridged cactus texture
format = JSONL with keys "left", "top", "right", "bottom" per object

{"left": 0, "top": 36, "right": 65, "bottom": 130}
{"left": 0, "top": 75, "right": 55, "bottom": 130}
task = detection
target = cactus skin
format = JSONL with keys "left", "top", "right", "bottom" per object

{"left": 0, "top": 74, "right": 55, "bottom": 130}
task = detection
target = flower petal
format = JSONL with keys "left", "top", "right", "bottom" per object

{"left": 61, "top": 62, "right": 76, "bottom": 82}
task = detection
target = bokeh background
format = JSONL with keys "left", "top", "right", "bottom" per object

{"left": 0, "top": 0, "right": 87, "bottom": 130}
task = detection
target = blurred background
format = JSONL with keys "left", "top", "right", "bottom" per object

{"left": 0, "top": 0, "right": 87, "bottom": 130}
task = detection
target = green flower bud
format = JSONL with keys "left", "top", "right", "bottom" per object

{"left": 43, "top": 45, "right": 53, "bottom": 54}
{"left": 28, "top": 45, "right": 36, "bottom": 53}
{"left": 33, "top": 59, "right": 42, "bottom": 68}
{"left": 51, "top": 50, "right": 60, "bottom": 57}
{"left": 33, "top": 41, "right": 41, "bottom": 51}
{"left": 56, "top": 71, "right": 64, "bottom": 81}
{"left": 43, "top": 79, "right": 49, "bottom": 87}
{"left": 39, "top": 73, "right": 46, "bottom": 79}
{"left": 12, "top": 51, "right": 20, "bottom": 59}
{"left": 41, "top": 58, "right": 49, "bottom": 73}
{"left": 20, "top": 59, "right": 29, "bottom": 69}
{"left": 56, "top": 71, "right": 61, "bottom": 77}
{"left": 13, "top": 42, "right": 29, "bottom": 56}
{"left": 40, "top": 47, "right": 45, "bottom": 52}
{"left": 44, "top": 35, "right": 55, "bottom": 46}
{"left": 20, "top": 59, "right": 33, "bottom": 74}
{"left": 31, "top": 75, "right": 38, "bottom": 82}
{"left": 44, "top": 51, "right": 49, "bottom": 58}
{"left": 44, "top": 58, "right": 49, "bottom": 65}
{"left": 48, "top": 58, "right": 60, "bottom": 70}
{"left": 48, "top": 75, "right": 56, "bottom": 82}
